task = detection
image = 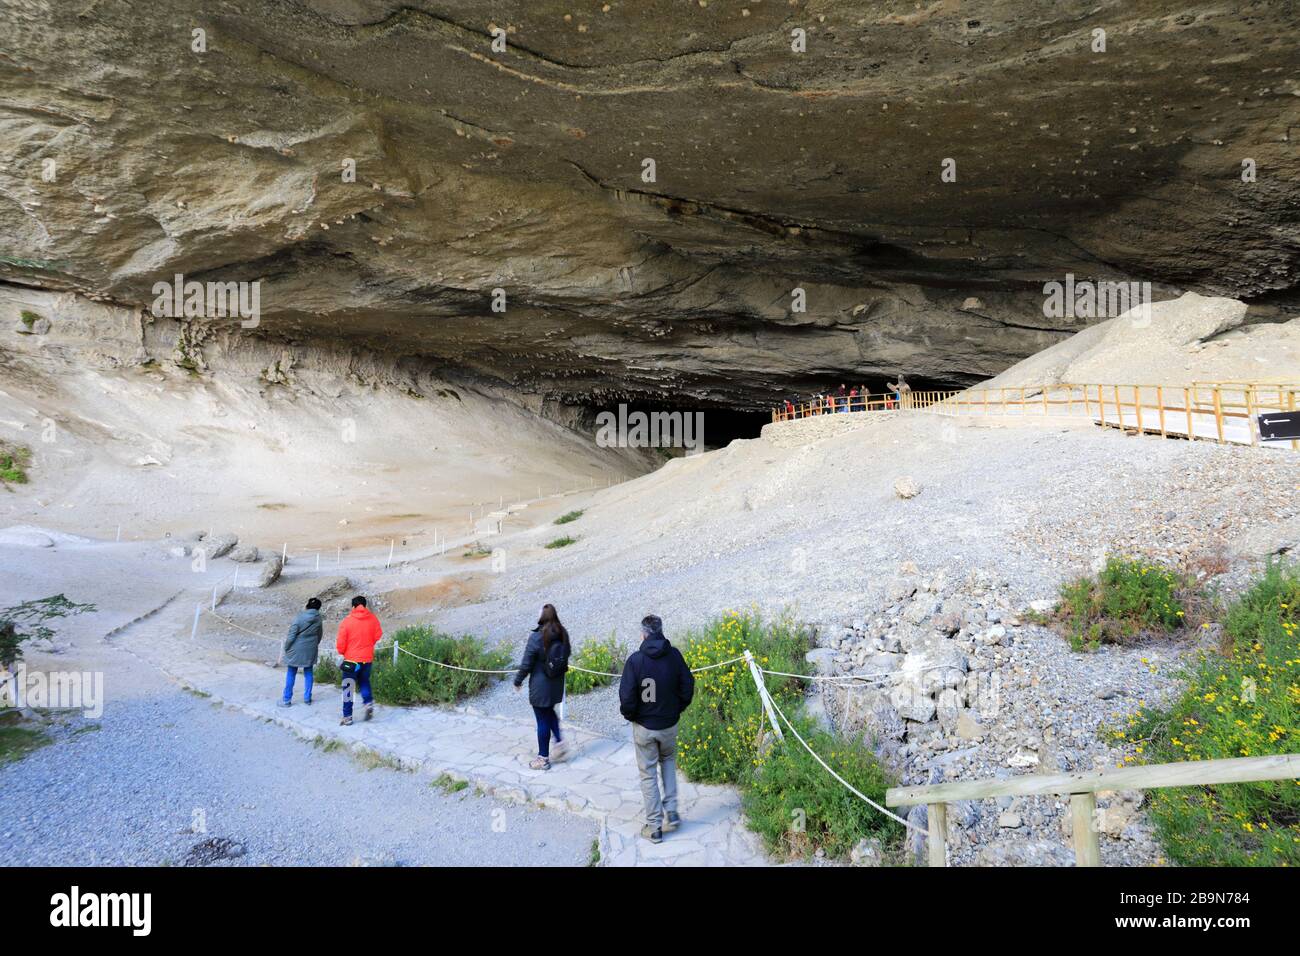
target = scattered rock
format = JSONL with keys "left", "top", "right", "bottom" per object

{"left": 894, "top": 476, "right": 921, "bottom": 499}
{"left": 849, "top": 837, "right": 884, "bottom": 866}
{"left": 256, "top": 552, "right": 284, "bottom": 588}
{"left": 0, "top": 529, "right": 54, "bottom": 548}
{"left": 229, "top": 546, "right": 260, "bottom": 563}
{"left": 202, "top": 533, "right": 238, "bottom": 559}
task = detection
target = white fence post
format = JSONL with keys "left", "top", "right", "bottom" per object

{"left": 393, "top": 640, "right": 400, "bottom": 666}
{"left": 743, "top": 649, "right": 784, "bottom": 741}
{"left": 387, "top": 539, "right": 394, "bottom": 568}
{"left": 191, "top": 604, "right": 201, "bottom": 639}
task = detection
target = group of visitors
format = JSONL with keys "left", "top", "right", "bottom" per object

{"left": 277, "top": 598, "right": 695, "bottom": 844}
{"left": 778, "top": 373, "right": 913, "bottom": 419}
{"left": 279, "top": 594, "right": 383, "bottom": 725}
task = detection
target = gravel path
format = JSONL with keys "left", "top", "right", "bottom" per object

{"left": 0, "top": 598, "right": 595, "bottom": 867}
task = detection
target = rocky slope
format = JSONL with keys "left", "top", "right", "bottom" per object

{"left": 3, "top": 0, "right": 1298, "bottom": 410}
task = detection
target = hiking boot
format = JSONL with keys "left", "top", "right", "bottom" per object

{"left": 364, "top": 703, "right": 374, "bottom": 722}
{"left": 663, "top": 811, "right": 681, "bottom": 833}
{"left": 340, "top": 716, "right": 353, "bottom": 726}
{"left": 641, "top": 825, "right": 663, "bottom": 844}
{"left": 528, "top": 756, "right": 551, "bottom": 771}
{"left": 551, "top": 739, "right": 568, "bottom": 762}
{"left": 303, "top": 698, "right": 312, "bottom": 706}
{"left": 277, "top": 700, "right": 292, "bottom": 708}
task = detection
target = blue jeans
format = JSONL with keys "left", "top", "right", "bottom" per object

{"left": 532, "top": 705, "right": 562, "bottom": 758}
{"left": 340, "top": 661, "right": 372, "bottom": 718}
{"left": 283, "top": 665, "right": 313, "bottom": 703}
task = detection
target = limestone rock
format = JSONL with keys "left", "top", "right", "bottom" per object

{"left": 201, "top": 534, "right": 238, "bottom": 559}
{"left": 255, "top": 552, "right": 284, "bottom": 588}
{"left": 229, "top": 546, "right": 260, "bottom": 563}
{"left": 894, "top": 477, "right": 921, "bottom": 500}
{"left": 849, "top": 837, "right": 885, "bottom": 867}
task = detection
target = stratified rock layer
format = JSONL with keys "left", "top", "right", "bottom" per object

{"left": 2, "top": 1, "right": 1297, "bottom": 407}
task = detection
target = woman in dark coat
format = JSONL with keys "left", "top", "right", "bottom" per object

{"left": 279, "top": 597, "right": 323, "bottom": 706}
{"left": 513, "top": 604, "right": 570, "bottom": 770}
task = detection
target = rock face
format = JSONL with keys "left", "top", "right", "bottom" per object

{"left": 2, "top": 2, "right": 1297, "bottom": 410}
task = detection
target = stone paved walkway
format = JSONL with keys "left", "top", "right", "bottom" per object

{"left": 113, "top": 595, "right": 769, "bottom": 867}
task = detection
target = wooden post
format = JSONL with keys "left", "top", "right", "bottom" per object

{"left": 1157, "top": 386, "right": 1166, "bottom": 437}
{"left": 1134, "top": 385, "right": 1143, "bottom": 433}
{"left": 1113, "top": 385, "right": 1122, "bottom": 431}
{"left": 1245, "top": 386, "right": 1257, "bottom": 446}
{"left": 1070, "top": 792, "right": 1100, "bottom": 867}
{"left": 1042, "top": 386, "right": 1049, "bottom": 415}
{"left": 1290, "top": 390, "right": 1298, "bottom": 452}
{"left": 1185, "top": 387, "right": 1194, "bottom": 440}
{"left": 1212, "top": 387, "right": 1225, "bottom": 444}
{"left": 927, "top": 802, "right": 948, "bottom": 867}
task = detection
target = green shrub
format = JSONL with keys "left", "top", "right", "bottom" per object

{"left": 675, "top": 610, "right": 901, "bottom": 861}
{"left": 555, "top": 510, "right": 583, "bottom": 525}
{"left": 1117, "top": 562, "right": 1300, "bottom": 865}
{"left": 677, "top": 610, "right": 811, "bottom": 785}
{"left": 564, "top": 636, "right": 626, "bottom": 695}
{"left": 313, "top": 626, "right": 508, "bottom": 706}
{"left": 0, "top": 443, "right": 31, "bottom": 485}
{"left": 0, "top": 724, "right": 52, "bottom": 765}
{"left": 743, "top": 719, "right": 903, "bottom": 860}
{"left": 545, "top": 536, "right": 577, "bottom": 549}
{"left": 1057, "top": 557, "right": 1192, "bottom": 650}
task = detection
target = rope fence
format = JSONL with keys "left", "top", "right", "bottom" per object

{"left": 190, "top": 605, "right": 922, "bottom": 833}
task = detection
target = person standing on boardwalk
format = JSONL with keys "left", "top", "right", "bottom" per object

{"left": 514, "top": 603, "right": 570, "bottom": 771}
{"left": 279, "top": 597, "right": 323, "bottom": 707}
{"left": 618, "top": 614, "right": 695, "bottom": 844}
{"left": 336, "top": 596, "right": 383, "bottom": 726}
{"left": 887, "top": 374, "right": 912, "bottom": 410}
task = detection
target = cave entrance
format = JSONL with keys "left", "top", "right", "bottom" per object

{"left": 596, "top": 401, "right": 771, "bottom": 454}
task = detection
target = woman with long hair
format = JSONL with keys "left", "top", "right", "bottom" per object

{"left": 512, "top": 603, "right": 571, "bottom": 770}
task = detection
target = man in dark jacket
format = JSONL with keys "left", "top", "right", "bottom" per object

{"left": 279, "top": 597, "right": 323, "bottom": 707}
{"left": 618, "top": 614, "right": 694, "bottom": 842}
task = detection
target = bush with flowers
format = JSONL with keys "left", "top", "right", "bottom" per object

{"left": 1056, "top": 556, "right": 1194, "bottom": 650}
{"left": 1113, "top": 561, "right": 1300, "bottom": 865}
{"left": 677, "top": 609, "right": 902, "bottom": 860}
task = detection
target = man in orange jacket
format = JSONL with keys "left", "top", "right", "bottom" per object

{"left": 336, "top": 595, "right": 384, "bottom": 726}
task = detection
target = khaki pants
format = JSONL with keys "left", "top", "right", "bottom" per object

{"left": 632, "top": 722, "right": 678, "bottom": 830}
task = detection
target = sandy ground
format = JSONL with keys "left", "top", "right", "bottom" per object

{"left": 0, "top": 286, "right": 652, "bottom": 549}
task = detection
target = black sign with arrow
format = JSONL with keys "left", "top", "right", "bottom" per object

{"left": 1257, "top": 411, "right": 1300, "bottom": 442}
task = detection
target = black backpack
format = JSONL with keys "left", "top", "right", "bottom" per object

{"left": 543, "top": 636, "right": 570, "bottom": 679}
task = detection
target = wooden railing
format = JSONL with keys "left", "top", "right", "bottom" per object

{"left": 771, "top": 391, "right": 906, "bottom": 420}
{"left": 886, "top": 752, "right": 1300, "bottom": 867}
{"left": 771, "top": 382, "right": 1298, "bottom": 450}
